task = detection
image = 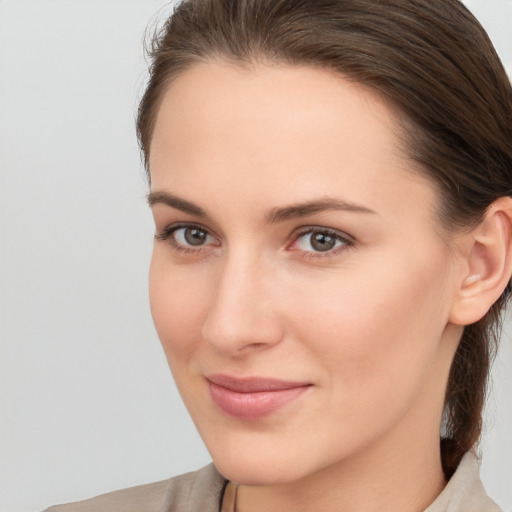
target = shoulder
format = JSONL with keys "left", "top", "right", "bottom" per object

{"left": 43, "top": 464, "right": 226, "bottom": 512}
{"left": 43, "top": 479, "right": 169, "bottom": 512}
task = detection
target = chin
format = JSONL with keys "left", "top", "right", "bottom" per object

{"left": 205, "top": 432, "right": 339, "bottom": 486}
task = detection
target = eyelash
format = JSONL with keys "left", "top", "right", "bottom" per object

{"left": 155, "top": 223, "right": 219, "bottom": 254}
{"left": 155, "top": 223, "right": 354, "bottom": 258}
{"left": 290, "top": 227, "right": 354, "bottom": 259}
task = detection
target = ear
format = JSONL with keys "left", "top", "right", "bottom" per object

{"left": 449, "top": 197, "right": 512, "bottom": 326}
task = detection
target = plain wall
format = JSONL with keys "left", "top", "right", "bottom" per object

{"left": 0, "top": 1, "right": 511, "bottom": 511}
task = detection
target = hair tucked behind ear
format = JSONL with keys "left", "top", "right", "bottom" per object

{"left": 137, "top": 0, "right": 512, "bottom": 478}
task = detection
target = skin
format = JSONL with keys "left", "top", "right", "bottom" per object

{"left": 147, "top": 61, "right": 483, "bottom": 512}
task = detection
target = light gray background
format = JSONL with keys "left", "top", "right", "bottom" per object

{"left": 0, "top": 1, "right": 511, "bottom": 511}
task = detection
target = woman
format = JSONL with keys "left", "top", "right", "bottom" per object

{"left": 46, "top": 0, "right": 512, "bottom": 510}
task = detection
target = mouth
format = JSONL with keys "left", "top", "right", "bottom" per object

{"left": 205, "top": 374, "right": 312, "bottom": 420}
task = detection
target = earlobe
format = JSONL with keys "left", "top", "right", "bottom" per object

{"left": 449, "top": 197, "right": 512, "bottom": 326}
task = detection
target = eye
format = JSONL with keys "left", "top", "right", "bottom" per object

{"left": 291, "top": 228, "right": 353, "bottom": 255}
{"left": 174, "top": 226, "right": 213, "bottom": 246}
{"left": 155, "top": 223, "right": 218, "bottom": 252}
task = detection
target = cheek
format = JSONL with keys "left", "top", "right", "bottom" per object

{"left": 148, "top": 251, "right": 210, "bottom": 365}
{"left": 288, "top": 248, "right": 451, "bottom": 400}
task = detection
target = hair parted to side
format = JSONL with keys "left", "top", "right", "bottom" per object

{"left": 137, "top": 0, "right": 512, "bottom": 477}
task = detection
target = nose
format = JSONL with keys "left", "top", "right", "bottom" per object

{"left": 201, "top": 253, "right": 285, "bottom": 356}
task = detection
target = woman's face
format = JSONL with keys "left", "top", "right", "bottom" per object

{"left": 148, "top": 62, "right": 463, "bottom": 484}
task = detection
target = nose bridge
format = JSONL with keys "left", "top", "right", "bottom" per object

{"left": 202, "top": 247, "right": 283, "bottom": 354}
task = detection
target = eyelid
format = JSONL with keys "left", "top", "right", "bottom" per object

{"left": 155, "top": 222, "right": 220, "bottom": 251}
{"left": 155, "top": 222, "right": 354, "bottom": 258}
{"left": 288, "top": 226, "right": 355, "bottom": 257}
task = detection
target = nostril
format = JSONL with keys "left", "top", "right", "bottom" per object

{"left": 235, "top": 342, "right": 270, "bottom": 355}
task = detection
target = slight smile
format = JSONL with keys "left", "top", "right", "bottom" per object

{"left": 206, "top": 375, "right": 312, "bottom": 420}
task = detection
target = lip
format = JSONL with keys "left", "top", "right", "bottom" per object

{"left": 206, "top": 374, "right": 312, "bottom": 420}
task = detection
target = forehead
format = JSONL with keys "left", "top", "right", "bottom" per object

{"left": 149, "top": 61, "right": 437, "bottom": 220}
{"left": 150, "top": 60, "right": 399, "bottom": 166}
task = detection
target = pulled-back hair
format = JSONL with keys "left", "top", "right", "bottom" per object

{"left": 137, "top": 0, "right": 512, "bottom": 478}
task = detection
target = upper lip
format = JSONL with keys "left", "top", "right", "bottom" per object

{"left": 206, "top": 374, "right": 312, "bottom": 393}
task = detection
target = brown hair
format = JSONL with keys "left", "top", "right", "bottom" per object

{"left": 137, "top": 0, "right": 512, "bottom": 477}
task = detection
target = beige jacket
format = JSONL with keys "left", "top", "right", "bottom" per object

{"left": 44, "top": 452, "right": 502, "bottom": 512}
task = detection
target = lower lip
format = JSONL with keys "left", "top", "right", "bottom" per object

{"left": 208, "top": 381, "right": 310, "bottom": 420}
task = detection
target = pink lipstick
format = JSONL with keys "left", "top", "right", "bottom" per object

{"left": 206, "top": 374, "right": 311, "bottom": 420}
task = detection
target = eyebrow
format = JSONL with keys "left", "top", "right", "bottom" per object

{"left": 147, "top": 191, "right": 207, "bottom": 217}
{"left": 147, "top": 191, "right": 377, "bottom": 222}
{"left": 265, "top": 198, "right": 377, "bottom": 223}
